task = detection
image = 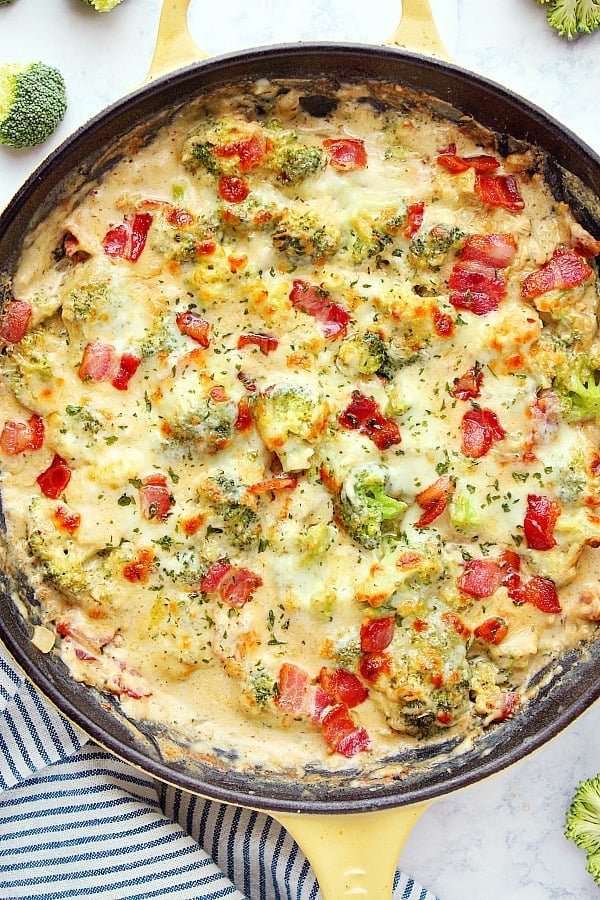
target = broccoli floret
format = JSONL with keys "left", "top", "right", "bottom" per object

{"left": 553, "top": 358, "right": 600, "bottom": 421}
{"left": 78, "top": 0, "right": 125, "bottom": 10}
{"left": 26, "top": 497, "right": 93, "bottom": 598}
{"left": 336, "top": 463, "right": 407, "bottom": 549}
{"left": 409, "top": 225, "right": 465, "bottom": 270}
{"left": 248, "top": 661, "right": 278, "bottom": 705}
{"left": 139, "top": 313, "right": 180, "bottom": 358}
{"left": 268, "top": 136, "right": 324, "bottom": 185}
{"left": 335, "top": 331, "right": 395, "bottom": 380}
{"left": 156, "top": 367, "right": 238, "bottom": 454}
{"left": 448, "top": 485, "right": 483, "bottom": 535}
{"left": 252, "top": 382, "right": 328, "bottom": 471}
{"left": 271, "top": 210, "right": 340, "bottom": 263}
{"left": 0, "top": 62, "right": 66, "bottom": 149}
{"left": 565, "top": 774, "right": 600, "bottom": 887}
{"left": 535, "top": 0, "right": 600, "bottom": 38}
{"left": 198, "top": 472, "right": 260, "bottom": 550}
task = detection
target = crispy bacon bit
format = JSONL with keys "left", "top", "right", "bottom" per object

{"left": 459, "top": 233, "right": 517, "bottom": 269}
{"left": 509, "top": 574, "right": 561, "bottom": 613}
{"left": 103, "top": 213, "right": 152, "bottom": 262}
{"left": 359, "top": 651, "right": 391, "bottom": 683}
{"left": 457, "top": 550, "right": 520, "bottom": 599}
{"left": 415, "top": 474, "right": 454, "bottom": 527}
{"left": 247, "top": 474, "right": 298, "bottom": 494}
{"left": 338, "top": 390, "right": 401, "bottom": 450}
{"left": 520, "top": 246, "right": 593, "bottom": 299}
{"left": 289, "top": 279, "right": 350, "bottom": 340}
{"left": 360, "top": 616, "right": 396, "bottom": 653}
{"left": 323, "top": 138, "right": 367, "bottom": 171}
{"left": 111, "top": 352, "right": 141, "bottom": 391}
{"left": 403, "top": 201, "right": 425, "bottom": 238}
{"left": 200, "top": 558, "right": 263, "bottom": 607}
{"left": 53, "top": 504, "right": 81, "bottom": 533}
{"left": 474, "top": 616, "right": 509, "bottom": 645}
{"left": 523, "top": 494, "right": 560, "bottom": 551}
{"left": 215, "top": 134, "right": 267, "bottom": 172}
{"left": 123, "top": 547, "right": 155, "bottom": 583}
{"left": 0, "top": 414, "right": 44, "bottom": 455}
{"left": 448, "top": 233, "right": 516, "bottom": 316}
{"left": 320, "top": 703, "right": 371, "bottom": 757}
{"left": 318, "top": 667, "right": 368, "bottom": 708}
{"left": 139, "top": 474, "right": 172, "bottom": 521}
{"left": 436, "top": 145, "right": 500, "bottom": 174}
{"left": 460, "top": 407, "right": 506, "bottom": 458}
{"left": 569, "top": 221, "right": 600, "bottom": 259}
{"left": 0, "top": 299, "right": 32, "bottom": 344}
{"left": 218, "top": 175, "right": 250, "bottom": 203}
{"left": 176, "top": 310, "right": 210, "bottom": 347}
{"left": 234, "top": 396, "right": 253, "bottom": 432}
{"left": 78, "top": 340, "right": 118, "bottom": 382}
{"left": 165, "top": 206, "right": 195, "bottom": 227}
{"left": 209, "top": 385, "right": 228, "bottom": 403}
{"left": 474, "top": 174, "right": 524, "bottom": 212}
{"left": 275, "top": 662, "right": 310, "bottom": 714}
{"left": 37, "top": 454, "right": 72, "bottom": 499}
{"left": 237, "top": 332, "right": 279, "bottom": 355}
{"left": 452, "top": 365, "right": 483, "bottom": 400}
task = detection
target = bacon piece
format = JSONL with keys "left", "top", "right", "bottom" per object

{"left": 449, "top": 263, "right": 507, "bottom": 315}
{"left": 0, "top": 300, "right": 32, "bottom": 343}
{"left": 323, "top": 138, "right": 367, "bottom": 171}
{"left": 415, "top": 474, "right": 454, "bottom": 527}
{"left": 289, "top": 279, "right": 350, "bottom": 340}
{"left": 452, "top": 365, "right": 483, "bottom": 400}
{"left": 139, "top": 474, "right": 172, "bottom": 521}
{"left": 78, "top": 340, "right": 118, "bottom": 383}
{"left": 37, "top": 454, "right": 72, "bottom": 499}
{"left": 460, "top": 407, "right": 506, "bottom": 458}
{"left": 111, "top": 352, "right": 141, "bottom": 391}
{"left": 234, "top": 396, "right": 253, "bottom": 432}
{"left": 403, "top": 201, "right": 425, "bottom": 239}
{"left": 338, "top": 391, "right": 401, "bottom": 450}
{"left": 457, "top": 550, "right": 520, "bottom": 599}
{"left": 459, "top": 233, "right": 517, "bottom": 269}
{"left": 569, "top": 222, "right": 600, "bottom": 259}
{"left": 523, "top": 494, "right": 560, "bottom": 550}
{"left": 318, "top": 667, "right": 368, "bottom": 708}
{"left": 436, "top": 145, "right": 500, "bottom": 174}
{"left": 359, "top": 651, "right": 391, "bottom": 683}
{"left": 247, "top": 474, "right": 298, "bottom": 494}
{"left": 509, "top": 574, "right": 561, "bottom": 613}
{"left": 200, "top": 558, "right": 233, "bottom": 593}
{"left": 360, "top": 616, "right": 396, "bottom": 652}
{"left": 237, "top": 332, "right": 279, "bottom": 355}
{"left": 103, "top": 213, "right": 152, "bottom": 262}
{"left": 0, "top": 414, "right": 44, "bottom": 455}
{"left": 123, "top": 547, "right": 155, "bottom": 583}
{"left": 215, "top": 134, "right": 267, "bottom": 172}
{"left": 218, "top": 175, "right": 250, "bottom": 203}
{"left": 275, "top": 663, "right": 311, "bottom": 714}
{"left": 474, "top": 616, "right": 509, "bottom": 645}
{"left": 200, "top": 558, "right": 262, "bottom": 607}
{"left": 320, "top": 703, "right": 371, "bottom": 757}
{"left": 176, "top": 310, "right": 210, "bottom": 347}
{"left": 165, "top": 206, "right": 195, "bottom": 227}
{"left": 520, "top": 246, "right": 593, "bottom": 299}
{"left": 474, "top": 174, "right": 524, "bottom": 211}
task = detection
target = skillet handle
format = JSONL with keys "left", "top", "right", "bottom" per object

{"left": 386, "top": 0, "right": 451, "bottom": 60}
{"left": 272, "top": 802, "right": 431, "bottom": 900}
{"left": 145, "top": 0, "right": 205, "bottom": 82}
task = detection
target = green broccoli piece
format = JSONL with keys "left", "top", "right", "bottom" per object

{"left": 335, "top": 331, "right": 395, "bottom": 380}
{"left": 252, "top": 381, "right": 328, "bottom": 471}
{"left": 535, "top": 0, "right": 600, "bottom": 38}
{"left": 268, "top": 138, "right": 324, "bottom": 185}
{"left": 0, "top": 62, "right": 67, "bottom": 149}
{"left": 553, "top": 358, "right": 600, "bottom": 421}
{"left": 565, "top": 774, "right": 600, "bottom": 886}
{"left": 336, "top": 463, "right": 408, "bottom": 549}
{"left": 78, "top": 0, "right": 125, "bottom": 11}
{"left": 249, "top": 661, "right": 278, "bottom": 705}
{"left": 199, "top": 472, "right": 260, "bottom": 550}
{"left": 409, "top": 225, "right": 466, "bottom": 270}
{"left": 271, "top": 209, "right": 340, "bottom": 263}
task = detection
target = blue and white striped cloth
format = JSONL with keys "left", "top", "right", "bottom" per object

{"left": 0, "top": 644, "right": 438, "bottom": 900}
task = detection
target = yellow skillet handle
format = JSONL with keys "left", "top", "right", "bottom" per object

{"left": 145, "top": 0, "right": 206, "bottom": 82}
{"left": 273, "top": 802, "right": 431, "bottom": 900}
{"left": 386, "top": 0, "right": 451, "bottom": 60}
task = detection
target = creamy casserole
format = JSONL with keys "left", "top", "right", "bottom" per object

{"left": 1, "top": 79, "right": 599, "bottom": 774}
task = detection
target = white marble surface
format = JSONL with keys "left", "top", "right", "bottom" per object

{"left": 0, "top": 1, "right": 599, "bottom": 898}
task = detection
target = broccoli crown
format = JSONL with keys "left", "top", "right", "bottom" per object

{"left": 565, "top": 773, "right": 600, "bottom": 887}
{"left": 199, "top": 472, "right": 260, "bottom": 550}
{"left": 271, "top": 210, "right": 340, "bottom": 262}
{"left": 268, "top": 139, "right": 324, "bottom": 185}
{"left": 249, "top": 661, "right": 278, "bottom": 705}
{"left": 337, "top": 463, "right": 407, "bottom": 549}
{"left": 79, "top": 0, "right": 125, "bottom": 10}
{"left": 537, "top": 0, "right": 600, "bottom": 38}
{"left": 336, "top": 331, "right": 394, "bottom": 379}
{"left": 409, "top": 224, "right": 466, "bottom": 270}
{"left": 553, "top": 359, "right": 600, "bottom": 422}
{"left": 0, "top": 62, "right": 67, "bottom": 149}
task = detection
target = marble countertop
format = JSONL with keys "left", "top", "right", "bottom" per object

{"left": 0, "top": 1, "right": 599, "bottom": 897}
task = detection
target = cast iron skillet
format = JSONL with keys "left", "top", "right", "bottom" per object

{"left": 0, "top": 1, "right": 599, "bottom": 895}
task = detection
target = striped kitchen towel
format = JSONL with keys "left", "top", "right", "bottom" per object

{"left": 0, "top": 644, "right": 438, "bottom": 900}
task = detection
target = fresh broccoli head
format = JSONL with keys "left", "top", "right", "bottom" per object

{"left": 78, "top": 0, "right": 125, "bottom": 11}
{"left": 198, "top": 472, "right": 260, "bottom": 550}
{"left": 565, "top": 773, "right": 600, "bottom": 886}
{"left": 534, "top": 0, "right": 600, "bottom": 38}
{"left": 336, "top": 463, "right": 407, "bottom": 549}
{"left": 553, "top": 358, "right": 600, "bottom": 422}
{"left": 0, "top": 62, "right": 67, "bottom": 149}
